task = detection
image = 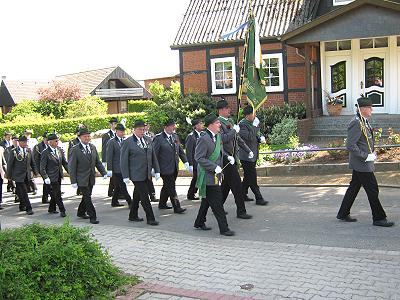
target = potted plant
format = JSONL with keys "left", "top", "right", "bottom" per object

{"left": 324, "top": 91, "right": 344, "bottom": 116}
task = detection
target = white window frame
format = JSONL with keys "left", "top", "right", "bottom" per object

{"left": 210, "top": 57, "right": 237, "bottom": 95}
{"left": 262, "top": 53, "right": 284, "bottom": 93}
{"left": 333, "top": 0, "right": 354, "bottom": 6}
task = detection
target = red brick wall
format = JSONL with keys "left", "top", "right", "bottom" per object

{"left": 287, "top": 66, "right": 306, "bottom": 89}
{"left": 182, "top": 50, "right": 207, "bottom": 72}
{"left": 210, "top": 48, "right": 235, "bottom": 55}
{"left": 286, "top": 45, "right": 305, "bottom": 64}
{"left": 183, "top": 73, "right": 208, "bottom": 94}
{"left": 144, "top": 76, "right": 179, "bottom": 90}
{"left": 288, "top": 92, "right": 306, "bottom": 103}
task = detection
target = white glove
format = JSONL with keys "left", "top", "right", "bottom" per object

{"left": 189, "top": 165, "right": 193, "bottom": 173}
{"left": 103, "top": 174, "right": 108, "bottom": 180}
{"left": 233, "top": 124, "right": 240, "bottom": 133}
{"left": 253, "top": 117, "right": 260, "bottom": 127}
{"left": 248, "top": 151, "right": 254, "bottom": 159}
{"left": 44, "top": 178, "right": 51, "bottom": 185}
{"left": 184, "top": 162, "right": 190, "bottom": 171}
{"left": 71, "top": 183, "right": 78, "bottom": 189}
{"left": 123, "top": 178, "right": 130, "bottom": 185}
{"left": 260, "top": 136, "right": 266, "bottom": 144}
{"left": 365, "top": 153, "right": 377, "bottom": 162}
{"left": 215, "top": 166, "right": 222, "bottom": 174}
{"left": 155, "top": 173, "right": 161, "bottom": 181}
{"left": 107, "top": 170, "right": 112, "bottom": 177}
{"left": 151, "top": 168, "right": 155, "bottom": 177}
{"left": 227, "top": 156, "right": 235, "bottom": 165}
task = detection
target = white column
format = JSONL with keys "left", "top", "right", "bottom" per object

{"left": 320, "top": 42, "right": 327, "bottom": 115}
{"left": 351, "top": 39, "right": 360, "bottom": 114}
{"left": 388, "top": 36, "right": 398, "bottom": 114}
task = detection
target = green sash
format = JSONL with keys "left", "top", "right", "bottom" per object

{"left": 196, "top": 134, "right": 221, "bottom": 198}
{"left": 218, "top": 116, "right": 234, "bottom": 127}
{"left": 240, "top": 118, "right": 261, "bottom": 138}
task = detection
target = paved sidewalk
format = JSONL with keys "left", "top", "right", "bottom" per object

{"left": 1, "top": 178, "right": 400, "bottom": 299}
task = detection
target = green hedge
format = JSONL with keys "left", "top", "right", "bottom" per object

{"left": 0, "top": 112, "right": 146, "bottom": 139}
{"left": 128, "top": 100, "right": 157, "bottom": 112}
{"left": 0, "top": 222, "right": 136, "bottom": 300}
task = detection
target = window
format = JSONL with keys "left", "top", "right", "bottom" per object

{"left": 262, "top": 53, "right": 284, "bottom": 92}
{"left": 210, "top": 57, "right": 236, "bottom": 95}
{"left": 333, "top": 0, "right": 354, "bottom": 6}
{"left": 120, "top": 100, "right": 128, "bottom": 113}
{"left": 325, "top": 40, "right": 351, "bottom": 51}
{"left": 360, "top": 37, "right": 388, "bottom": 49}
{"left": 365, "top": 57, "right": 384, "bottom": 88}
{"left": 331, "top": 61, "right": 346, "bottom": 93}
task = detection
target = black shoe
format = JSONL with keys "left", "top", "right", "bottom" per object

{"left": 159, "top": 205, "right": 173, "bottom": 209}
{"left": 48, "top": 210, "right": 59, "bottom": 214}
{"left": 60, "top": 212, "right": 67, "bottom": 218}
{"left": 77, "top": 214, "right": 90, "bottom": 219}
{"left": 111, "top": 203, "right": 124, "bottom": 207}
{"left": 187, "top": 195, "right": 199, "bottom": 200}
{"left": 237, "top": 213, "right": 253, "bottom": 219}
{"left": 129, "top": 217, "right": 144, "bottom": 222}
{"left": 337, "top": 215, "right": 357, "bottom": 222}
{"left": 90, "top": 219, "right": 99, "bottom": 224}
{"left": 194, "top": 224, "right": 212, "bottom": 231}
{"left": 150, "top": 194, "right": 158, "bottom": 202}
{"left": 147, "top": 220, "right": 159, "bottom": 226}
{"left": 256, "top": 199, "right": 269, "bottom": 206}
{"left": 32, "top": 190, "right": 37, "bottom": 195}
{"left": 15, "top": 198, "right": 20, "bottom": 203}
{"left": 244, "top": 196, "right": 254, "bottom": 202}
{"left": 26, "top": 209, "right": 34, "bottom": 215}
{"left": 373, "top": 219, "right": 394, "bottom": 227}
{"left": 220, "top": 230, "right": 235, "bottom": 236}
{"left": 174, "top": 207, "right": 186, "bottom": 214}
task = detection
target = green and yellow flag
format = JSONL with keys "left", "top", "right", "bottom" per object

{"left": 243, "top": 16, "right": 268, "bottom": 112}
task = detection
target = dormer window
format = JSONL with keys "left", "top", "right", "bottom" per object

{"left": 333, "top": 0, "right": 354, "bottom": 6}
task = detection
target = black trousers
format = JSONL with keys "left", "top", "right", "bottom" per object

{"left": 7, "top": 179, "right": 14, "bottom": 192}
{"left": 241, "top": 160, "right": 263, "bottom": 201}
{"left": 147, "top": 179, "right": 156, "bottom": 196}
{"left": 78, "top": 185, "right": 96, "bottom": 220}
{"left": 337, "top": 170, "right": 387, "bottom": 221}
{"left": 48, "top": 180, "right": 65, "bottom": 213}
{"left": 194, "top": 185, "right": 229, "bottom": 233}
{"left": 159, "top": 170, "right": 181, "bottom": 210}
{"left": 16, "top": 181, "right": 32, "bottom": 211}
{"left": 130, "top": 179, "right": 155, "bottom": 221}
{"left": 221, "top": 157, "right": 247, "bottom": 216}
{"left": 0, "top": 178, "right": 3, "bottom": 204}
{"left": 187, "top": 168, "right": 198, "bottom": 198}
{"left": 27, "top": 177, "right": 37, "bottom": 192}
{"left": 112, "top": 173, "right": 132, "bottom": 205}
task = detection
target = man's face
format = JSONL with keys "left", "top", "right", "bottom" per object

{"left": 80, "top": 134, "right": 91, "bottom": 144}
{"left": 116, "top": 129, "right": 125, "bottom": 138}
{"left": 218, "top": 107, "right": 231, "bottom": 118}
{"left": 208, "top": 120, "right": 221, "bottom": 133}
{"left": 360, "top": 106, "right": 373, "bottom": 118}
{"left": 43, "top": 138, "right": 48, "bottom": 145}
{"left": 134, "top": 126, "right": 145, "bottom": 138}
{"left": 195, "top": 122, "right": 205, "bottom": 132}
{"left": 246, "top": 112, "right": 256, "bottom": 122}
{"left": 5, "top": 134, "right": 11, "bottom": 141}
{"left": 111, "top": 122, "right": 117, "bottom": 130}
{"left": 19, "top": 141, "right": 28, "bottom": 148}
{"left": 48, "top": 139, "right": 58, "bottom": 148}
{"left": 12, "top": 139, "right": 18, "bottom": 147}
{"left": 164, "top": 124, "right": 176, "bottom": 135}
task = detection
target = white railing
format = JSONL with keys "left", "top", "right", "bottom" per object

{"left": 95, "top": 88, "right": 144, "bottom": 98}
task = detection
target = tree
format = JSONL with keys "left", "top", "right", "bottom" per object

{"left": 37, "top": 80, "right": 81, "bottom": 103}
{"left": 148, "top": 80, "right": 181, "bottom": 105}
{"left": 64, "top": 96, "right": 108, "bottom": 118}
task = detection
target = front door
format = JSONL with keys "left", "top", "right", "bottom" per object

{"left": 325, "top": 54, "right": 352, "bottom": 114}
{"left": 361, "top": 52, "right": 387, "bottom": 113}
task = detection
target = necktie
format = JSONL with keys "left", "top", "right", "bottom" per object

{"left": 168, "top": 136, "right": 173, "bottom": 145}
{"left": 85, "top": 145, "right": 90, "bottom": 155}
{"left": 141, "top": 138, "right": 147, "bottom": 148}
{"left": 54, "top": 149, "right": 58, "bottom": 158}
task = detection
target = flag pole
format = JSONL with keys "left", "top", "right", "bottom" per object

{"left": 221, "top": 0, "right": 253, "bottom": 171}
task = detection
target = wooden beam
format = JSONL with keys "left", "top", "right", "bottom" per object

{"left": 304, "top": 45, "right": 312, "bottom": 119}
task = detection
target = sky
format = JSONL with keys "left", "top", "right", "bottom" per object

{"left": 0, "top": 0, "right": 188, "bottom": 81}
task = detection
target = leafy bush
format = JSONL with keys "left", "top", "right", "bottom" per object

{"left": 257, "top": 102, "right": 306, "bottom": 135}
{"left": 37, "top": 80, "right": 81, "bottom": 102}
{"left": 35, "top": 100, "right": 70, "bottom": 119}
{"left": 148, "top": 80, "right": 181, "bottom": 105}
{"left": 64, "top": 96, "right": 108, "bottom": 118}
{"left": 146, "top": 93, "right": 216, "bottom": 141}
{"left": 0, "top": 222, "right": 136, "bottom": 300}
{"left": 327, "top": 139, "right": 348, "bottom": 159}
{"left": 0, "top": 112, "right": 145, "bottom": 138}
{"left": 269, "top": 117, "right": 298, "bottom": 145}
{"left": 128, "top": 100, "right": 157, "bottom": 112}
{"left": 3, "top": 100, "right": 40, "bottom": 121}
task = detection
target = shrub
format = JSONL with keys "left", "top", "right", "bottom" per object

{"left": 257, "top": 102, "right": 306, "bottom": 135}
{"left": 327, "top": 139, "right": 348, "bottom": 159}
{"left": 35, "top": 100, "right": 70, "bottom": 119}
{"left": 0, "top": 222, "right": 136, "bottom": 300}
{"left": 37, "top": 80, "right": 81, "bottom": 102}
{"left": 148, "top": 81, "right": 181, "bottom": 105}
{"left": 128, "top": 100, "right": 157, "bottom": 112}
{"left": 64, "top": 96, "right": 108, "bottom": 118}
{"left": 3, "top": 100, "right": 40, "bottom": 121}
{"left": 269, "top": 117, "right": 298, "bottom": 145}
{"left": 0, "top": 112, "right": 145, "bottom": 138}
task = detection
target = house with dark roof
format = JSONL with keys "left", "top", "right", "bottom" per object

{"left": 0, "top": 66, "right": 150, "bottom": 114}
{"left": 172, "top": 0, "right": 400, "bottom": 117}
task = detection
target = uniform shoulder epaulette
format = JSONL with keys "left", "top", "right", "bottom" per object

{"left": 199, "top": 131, "right": 206, "bottom": 137}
